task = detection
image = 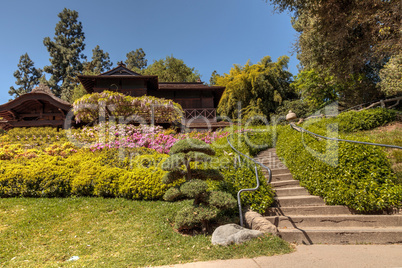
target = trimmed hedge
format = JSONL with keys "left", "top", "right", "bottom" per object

{"left": 0, "top": 150, "right": 174, "bottom": 200}
{"left": 209, "top": 130, "right": 275, "bottom": 214}
{"left": 276, "top": 109, "right": 402, "bottom": 212}
{"left": 319, "top": 108, "right": 396, "bottom": 133}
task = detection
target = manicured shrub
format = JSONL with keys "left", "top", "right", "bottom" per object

{"left": 162, "top": 138, "right": 237, "bottom": 233}
{"left": 276, "top": 122, "right": 402, "bottom": 212}
{"left": 318, "top": 108, "right": 396, "bottom": 133}
{"left": 210, "top": 133, "right": 275, "bottom": 214}
{"left": 0, "top": 151, "right": 171, "bottom": 200}
{"left": 174, "top": 205, "right": 218, "bottom": 231}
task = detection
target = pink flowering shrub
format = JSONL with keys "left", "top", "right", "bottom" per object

{"left": 70, "top": 122, "right": 233, "bottom": 154}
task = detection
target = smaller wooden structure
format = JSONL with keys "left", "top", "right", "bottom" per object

{"left": 0, "top": 84, "right": 71, "bottom": 130}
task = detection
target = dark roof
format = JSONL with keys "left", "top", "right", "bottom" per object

{"left": 158, "top": 82, "right": 225, "bottom": 91}
{"left": 0, "top": 84, "right": 71, "bottom": 121}
{"left": 77, "top": 62, "right": 158, "bottom": 93}
{"left": 99, "top": 63, "right": 142, "bottom": 76}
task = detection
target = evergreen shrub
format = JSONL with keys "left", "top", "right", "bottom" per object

{"left": 276, "top": 112, "right": 402, "bottom": 212}
{"left": 0, "top": 151, "right": 172, "bottom": 200}
{"left": 162, "top": 138, "right": 237, "bottom": 232}
{"left": 209, "top": 131, "right": 275, "bottom": 214}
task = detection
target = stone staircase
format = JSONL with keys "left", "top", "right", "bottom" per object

{"left": 254, "top": 148, "right": 402, "bottom": 245}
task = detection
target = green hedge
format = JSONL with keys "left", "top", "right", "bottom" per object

{"left": 209, "top": 130, "right": 275, "bottom": 213}
{"left": 319, "top": 108, "right": 396, "bottom": 133}
{"left": 0, "top": 150, "right": 174, "bottom": 200}
{"left": 276, "top": 111, "right": 402, "bottom": 212}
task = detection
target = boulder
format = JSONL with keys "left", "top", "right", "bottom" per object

{"left": 211, "top": 223, "right": 263, "bottom": 246}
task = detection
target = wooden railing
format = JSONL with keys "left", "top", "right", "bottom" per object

{"left": 184, "top": 108, "right": 216, "bottom": 121}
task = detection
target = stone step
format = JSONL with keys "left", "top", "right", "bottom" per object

{"left": 265, "top": 205, "right": 353, "bottom": 216}
{"left": 258, "top": 157, "right": 283, "bottom": 162}
{"left": 275, "top": 187, "right": 310, "bottom": 197}
{"left": 277, "top": 227, "right": 402, "bottom": 245}
{"left": 274, "top": 195, "right": 326, "bottom": 207}
{"left": 260, "top": 162, "right": 287, "bottom": 170}
{"left": 255, "top": 155, "right": 281, "bottom": 160}
{"left": 269, "top": 168, "right": 291, "bottom": 176}
{"left": 265, "top": 215, "right": 402, "bottom": 228}
{"left": 270, "top": 180, "right": 300, "bottom": 189}
{"left": 268, "top": 173, "right": 294, "bottom": 182}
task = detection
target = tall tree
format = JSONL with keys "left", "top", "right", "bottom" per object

{"left": 216, "top": 56, "right": 294, "bottom": 120}
{"left": 379, "top": 53, "right": 402, "bottom": 96}
{"left": 43, "top": 8, "right": 86, "bottom": 100}
{"left": 143, "top": 55, "right": 201, "bottom": 82}
{"left": 125, "top": 48, "right": 147, "bottom": 72}
{"left": 291, "top": 68, "right": 343, "bottom": 109}
{"left": 268, "top": 0, "right": 401, "bottom": 106}
{"left": 209, "top": 70, "right": 220, "bottom": 86}
{"left": 9, "top": 53, "right": 43, "bottom": 98}
{"left": 83, "top": 45, "right": 113, "bottom": 75}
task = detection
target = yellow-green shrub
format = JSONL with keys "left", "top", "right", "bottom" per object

{"left": 0, "top": 151, "right": 170, "bottom": 200}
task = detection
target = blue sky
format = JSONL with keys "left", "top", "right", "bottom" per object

{"left": 0, "top": 0, "right": 298, "bottom": 103}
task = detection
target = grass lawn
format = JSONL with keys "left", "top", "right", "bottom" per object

{"left": 0, "top": 197, "right": 293, "bottom": 267}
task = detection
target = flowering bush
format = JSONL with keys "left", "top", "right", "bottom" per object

{"left": 69, "top": 122, "right": 232, "bottom": 154}
{"left": 73, "top": 91, "right": 184, "bottom": 124}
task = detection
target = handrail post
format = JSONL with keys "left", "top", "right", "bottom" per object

{"left": 227, "top": 130, "right": 273, "bottom": 227}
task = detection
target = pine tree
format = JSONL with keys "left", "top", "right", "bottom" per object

{"left": 125, "top": 48, "right": 147, "bottom": 72}
{"left": 9, "top": 53, "right": 43, "bottom": 98}
{"left": 43, "top": 8, "right": 86, "bottom": 100}
{"left": 84, "top": 45, "right": 113, "bottom": 75}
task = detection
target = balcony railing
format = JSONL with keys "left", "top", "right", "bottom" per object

{"left": 184, "top": 108, "right": 216, "bottom": 122}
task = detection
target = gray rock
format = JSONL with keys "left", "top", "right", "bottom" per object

{"left": 211, "top": 223, "right": 264, "bottom": 246}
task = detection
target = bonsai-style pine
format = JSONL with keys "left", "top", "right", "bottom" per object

{"left": 162, "top": 138, "right": 236, "bottom": 233}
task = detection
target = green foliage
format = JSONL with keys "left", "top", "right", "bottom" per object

{"left": 290, "top": 69, "right": 342, "bottom": 110}
{"left": 209, "top": 70, "right": 220, "bottom": 85}
{"left": 180, "top": 180, "right": 209, "bottom": 199}
{"left": 70, "top": 83, "right": 88, "bottom": 103}
{"left": 73, "top": 91, "right": 184, "bottom": 124}
{"left": 0, "top": 127, "right": 70, "bottom": 147}
{"left": 276, "top": 110, "right": 402, "bottom": 212}
{"left": 271, "top": 0, "right": 401, "bottom": 106}
{"left": 43, "top": 8, "right": 86, "bottom": 99}
{"left": 125, "top": 48, "right": 147, "bottom": 72}
{"left": 322, "top": 108, "right": 396, "bottom": 133}
{"left": 174, "top": 205, "right": 218, "bottom": 231}
{"left": 273, "top": 99, "right": 313, "bottom": 119}
{"left": 9, "top": 53, "right": 43, "bottom": 98}
{"left": 162, "top": 139, "right": 236, "bottom": 232}
{"left": 142, "top": 55, "right": 201, "bottom": 82}
{"left": 208, "top": 191, "right": 238, "bottom": 210}
{"left": 169, "top": 138, "right": 215, "bottom": 155}
{"left": 210, "top": 131, "right": 276, "bottom": 213}
{"left": 0, "top": 151, "right": 173, "bottom": 200}
{"left": 379, "top": 53, "right": 402, "bottom": 96}
{"left": 163, "top": 187, "right": 182, "bottom": 202}
{"left": 83, "top": 45, "right": 113, "bottom": 75}
{"left": 216, "top": 56, "right": 294, "bottom": 120}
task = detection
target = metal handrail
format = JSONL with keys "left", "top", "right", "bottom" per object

{"left": 290, "top": 122, "right": 402, "bottom": 149}
{"left": 227, "top": 130, "right": 272, "bottom": 227}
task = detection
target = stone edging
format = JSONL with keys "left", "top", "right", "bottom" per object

{"left": 244, "top": 209, "right": 278, "bottom": 235}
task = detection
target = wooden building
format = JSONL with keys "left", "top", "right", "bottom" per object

{"left": 78, "top": 63, "right": 225, "bottom": 123}
{"left": 0, "top": 84, "right": 71, "bottom": 130}
{"left": 0, "top": 63, "right": 227, "bottom": 130}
